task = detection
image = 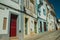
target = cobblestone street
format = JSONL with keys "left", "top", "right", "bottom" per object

{"left": 25, "top": 30, "right": 60, "bottom": 40}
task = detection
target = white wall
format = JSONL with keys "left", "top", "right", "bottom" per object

{"left": 0, "top": 9, "right": 9, "bottom": 34}
{"left": 38, "top": 1, "right": 47, "bottom": 20}
{"left": 0, "top": 0, "right": 20, "bottom": 10}
{"left": 47, "top": 4, "right": 56, "bottom": 31}
{"left": 30, "top": 17, "right": 34, "bottom": 32}
{"left": 37, "top": 1, "right": 47, "bottom": 33}
{"left": 40, "top": 6, "right": 46, "bottom": 20}
{"left": 0, "top": 5, "right": 22, "bottom": 35}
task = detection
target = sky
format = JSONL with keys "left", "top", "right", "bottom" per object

{"left": 48, "top": 0, "right": 60, "bottom": 19}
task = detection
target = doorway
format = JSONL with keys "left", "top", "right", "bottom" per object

{"left": 44, "top": 22, "right": 47, "bottom": 31}
{"left": 10, "top": 14, "right": 18, "bottom": 37}
{"left": 40, "top": 22, "right": 42, "bottom": 32}
{"left": 56, "top": 24, "right": 58, "bottom": 30}
{"left": 25, "top": 18, "right": 28, "bottom": 35}
{"left": 34, "top": 21, "right": 37, "bottom": 33}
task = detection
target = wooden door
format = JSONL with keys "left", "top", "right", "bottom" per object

{"left": 40, "top": 22, "right": 42, "bottom": 32}
{"left": 10, "top": 14, "right": 18, "bottom": 37}
{"left": 44, "top": 22, "right": 46, "bottom": 31}
{"left": 34, "top": 22, "right": 37, "bottom": 33}
{"left": 25, "top": 18, "right": 28, "bottom": 35}
{"left": 56, "top": 24, "right": 58, "bottom": 30}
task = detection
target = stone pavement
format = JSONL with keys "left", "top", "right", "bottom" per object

{"left": 24, "top": 30, "right": 60, "bottom": 40}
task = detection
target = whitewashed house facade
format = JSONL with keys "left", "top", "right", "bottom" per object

{"left": 23, "top": 0, "right": 38, "bottom": 38}
{"left": 46, "top": 0, "right": 56, "bottom": 31}
{"left": 0, "top": 0, "right": 24, "bottom": 40}
{"left": 37, "top": 0, "right": 47, "bottom": 33}
{"left": 0, "top": 0, "right": 38, "bottom": 40}
{"left": 57, "top": 19, "right": 60, "bottom": 30}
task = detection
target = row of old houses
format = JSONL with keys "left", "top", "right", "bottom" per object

{"left": 0, "top": 0, "right": 60, "bottom": 40}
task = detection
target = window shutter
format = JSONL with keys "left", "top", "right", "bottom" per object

{"left": 3, "top": 17, "right": 7, "bottom": 30}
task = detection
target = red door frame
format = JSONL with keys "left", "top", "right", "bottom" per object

{"left": 10, "top": 14, "right": 18, "bottom": 37}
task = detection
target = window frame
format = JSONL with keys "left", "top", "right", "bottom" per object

{"left": 43, "top": 9, "right": 46, "bottom": 15}
{"left": 3, "top": 17, "right": 7, "bottom": 30}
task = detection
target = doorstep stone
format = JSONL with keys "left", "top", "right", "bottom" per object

{"left": 10, "top": 37, "right": 19, "bottom": 40}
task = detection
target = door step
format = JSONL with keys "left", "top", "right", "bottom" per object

{"left": 10, "top": 37, "right": 18, "bottom": 40}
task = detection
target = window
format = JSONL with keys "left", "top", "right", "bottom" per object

{"left": 11, "top": 0, "right": 19, "bottom": 3}
{"left": 25, "top": 18, "right": 28, "bottom": 35}
{"left": 40, "top": 21, "right": 42, "bottom": 32}
{"left": 34, "top": 22, "right": 37, "bottom": 33}
{"left": 27, "top": 0, "right": 29, "bottom": 8}
{"left": 3, "top": 17, "right": 7, "bottom": 30}
{"left": 39, "top": 0, "right": 43, "bottom": 5}
{"left": 38, "top": 8, "right": 41, "bottom": 15}
{"left": 26, "top": 0, "right": 27, "bottom": 6}
{"left": 31, "top": 21, "right": 33, "bottom": 23}
{"left": 37, "top": 3, "right": 41, "bottom": 15}
{"left": 24, "top": 0, "right": 29, "bottom": 8}
{"left": 46, "top": 4, "right": 47, "bottom": 6}
{"left": 43, "top": 9, "right": 46, "bottom": 15}
{"left": 30, "top": 0, "right": 34, "bottom": 4}
{"left": 47, "top": 7, "right": 49, "bottom": 11}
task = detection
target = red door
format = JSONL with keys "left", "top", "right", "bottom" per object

{"left": 10, "top": 14, "right": 17, "bottom": 37}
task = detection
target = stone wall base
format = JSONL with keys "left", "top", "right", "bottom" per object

{"left": 0, "top": 34, "right": 9, "bottom": 40}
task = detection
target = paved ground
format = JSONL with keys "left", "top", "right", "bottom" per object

{"left": 25, "top": 30, "right": 60, "bottom": 40}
